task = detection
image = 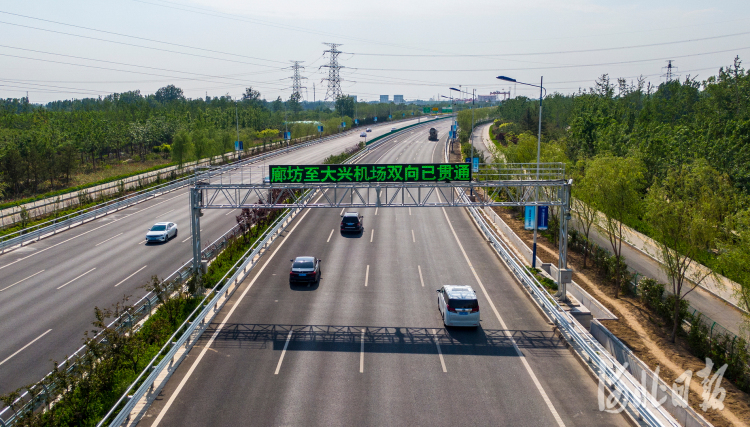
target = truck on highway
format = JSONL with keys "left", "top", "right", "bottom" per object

{"left": 428, "top": 128, "right": 438, "bottom": 141}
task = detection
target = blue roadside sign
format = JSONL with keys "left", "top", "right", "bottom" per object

{"left": 234, "top": 141, "right": 243, "bottom": 150}
{"left": 355, "top": 119, "right": 359, "bottom": 124}
{"left": 283, "top": 132, "right": 291, "bottom": 140}
{"left": 374, "top": 117, "right": 378, "bottom": 122}
{"left": 524, "top": 206, "right": 549, "bottom": 230}
{"left": 472, "top": 157, "right": 479, "bottom": 173}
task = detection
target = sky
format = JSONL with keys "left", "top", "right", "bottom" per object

{"left": 1, "top": 0, "right": 750, "bottom": 104}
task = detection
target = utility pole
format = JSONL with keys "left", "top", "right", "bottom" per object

{"left": 235, "top": 97, "right": 240, "bottom": 160}
{"left": 321, "top": 43, "right": 344, "bottom": 104}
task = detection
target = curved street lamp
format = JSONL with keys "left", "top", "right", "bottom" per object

{"left": 497, "top": 75, "right": 546, "bottom": 268}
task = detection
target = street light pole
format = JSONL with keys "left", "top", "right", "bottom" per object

{"left": 497, "top": 75, "right": 546, "bottom": 269}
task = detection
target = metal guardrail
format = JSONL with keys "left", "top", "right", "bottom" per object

{"left": 99, "top": 119, "right": 441, "bottom": 426}
{"left": 100, "top": 199, "right": 308, "bottom": 427}
{"left": 467, "top": 199, "right": 676, "bottom": 426}
{"left": 445, "top": 139, "right": 676, "bottom": 426}
{"left": 0, "top": 125, "right": 375, "bottom": 254}
{"left": 0, "top": 219, "right": 248, "bottom": 426}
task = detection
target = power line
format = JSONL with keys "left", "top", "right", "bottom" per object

{"left": 346, "top": 46, "right": 750, "bottom": 72}
{"left": 0, "top": 44, "right": 291, "bottom": 88}
{"left": 344, "top": 31, "right": 750, "bottom": 58}
{"left": 0, "top": 20, "right": 289, "bottom": 70}
{"left": 0, "top": 10, "right": 289, "bottom": 65}
{"left": 321, "top": 43, "right": 344, "bottom": 102}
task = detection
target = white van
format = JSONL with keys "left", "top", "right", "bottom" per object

{"left": 436, "top": 285, "right": 480, "bottom": 327}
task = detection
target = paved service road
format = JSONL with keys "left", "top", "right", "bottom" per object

{"left": 0, "top": 118, "right": 432, "bottom": 395}
{"left": 141, "top": 122, "right": 628, "bottom": 426}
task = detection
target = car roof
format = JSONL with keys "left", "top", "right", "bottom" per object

{"left": 294, "top": 256, "right": 315, "bottom": 262}
{"left": 443, "top": 285, "right": 477, "bottom": 299}
{"left": 153, "top": 222, "right": 171, "bottom": 226}
{"left": 343, "top": 212, "right": 359, "bottom": 217}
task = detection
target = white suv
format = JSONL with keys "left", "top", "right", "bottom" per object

{"left": 437, "top": 285, "right": 480, "bottom": 327}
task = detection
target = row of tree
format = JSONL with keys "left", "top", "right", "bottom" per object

{"left": 490, "top": 56, "right": 750, "bottom": 341}
{"left": 0, "top": 86, "right": 428, "bottom": 200}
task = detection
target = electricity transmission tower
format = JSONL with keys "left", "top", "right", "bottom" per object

{"left": 290, "top": 61, "right": 307, "bottom": 101}
{"left": 662, "top": 60, "right": 678, "bottom": 82}
{"left": 321, "top": 43, "right": 344, "bottom": 102}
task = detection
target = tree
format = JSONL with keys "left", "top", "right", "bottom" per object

{"left": 154, "top": 85, "right": 185, "bottom": 103}
{"left": 335, "top": 95, "right": 354, "bottom": 118}
{"left": 580, "top": 155, "right": 645, "bottom": 298}
{"left": 171, "top": 130, "right": 192, "bottom": 169}
{"left": 644, "top": 159, "right": 732, "bottom": 342}
{"left": 717, "top": 209, "right": 750, "bottom": 316}
{"left": 271, "top": 97, "right": 284, "bottom": 112}
{"left": 192, "top": 130, "right": 209, "bottom": 162}
{"left": 571, "top": 160, "right": 599, "bottom": 268}
{"left": 288, "top": 92, "right": 302, "bottom": 115}
{"left": 243, "top": 87, "right": 261, "bottom": 103}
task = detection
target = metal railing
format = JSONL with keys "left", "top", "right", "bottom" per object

{"left": 100, "top": 201, "right": 306, "bottom": 427}
{"left": 99, "top": 119, "right": 440, "bottom": 425}
{"left": 465, "top": 194, "right": 677, "bottom": 426}
{"left": 444, "top": 139, "right": 676, "bottom": 426}
{"left": 0, "top": 219, "right": 249, "bottom": 426}
{"left": 0, "top": 126, "right": 369, "bottom": 254}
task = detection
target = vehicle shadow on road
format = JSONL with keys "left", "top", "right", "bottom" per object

{"left": 289, "top": 281, "right": 320, "bottom": 291}
{"left": 203, "top": 323, "right": 566, "bottom": 358}
{"left": 339, "top": 231, "right": 364, "bottom": 239}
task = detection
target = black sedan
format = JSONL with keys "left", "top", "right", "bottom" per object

{"left": 289, "top": 256, "right": 322, "bottom": 285}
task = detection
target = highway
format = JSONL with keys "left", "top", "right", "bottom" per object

{"left": 139, "top": 122, "right": 629, "bottom": 426}
{"left": 0, "top": 118, "right": 432, "bottom": 395}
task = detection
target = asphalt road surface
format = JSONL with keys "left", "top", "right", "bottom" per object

{"left": 139, "top": 122, "right": 629, "bottom": 427}
{"left": 0, "top": 118, "right": 434, "bottom": 395}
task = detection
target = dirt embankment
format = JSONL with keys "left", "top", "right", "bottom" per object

{"left": 491, "top": 206, "right": 750, "bottom": 427}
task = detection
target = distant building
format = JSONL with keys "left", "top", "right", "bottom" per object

{"left": 380, "top": 95, "right": 389, "bottom": 103}
{"left": 477, "top": 94, "right": 498, "bottom": 103}
{"left": 393, "top": 95, "right": 404, "bottom": 104}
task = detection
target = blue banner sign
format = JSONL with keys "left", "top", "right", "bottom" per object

{"left": 318, "top": 125, "right": 323, "bottom": 133}
{"left": 234, "top": 141, "right": 243, "bottom": 150}
{"left": 355, "top": 119, "right": 359, "bottom": 124}
{"left": 374, "top": 117, "right": 378, "bottom": 122}
{"left": 472, "top": 157, "right": 479, "bottom": 173}
{"left": 524, "top": 206, "right": 549, "bottom": 230}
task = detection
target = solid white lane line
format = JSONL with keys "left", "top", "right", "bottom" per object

{"left": 114, "top": 265, "right": 148, "bottom": 287}
{"left": 418, "top": 265, "right": 424, "bottom": 287}
{"left": 440, "top": 205, "right": 565, "bottom": 427}
{"left": 0, "top": 270, "right": 45, "bottom": 292}
{"left": 225, "top": 210, "right": 233, "bottom": 216}
{"left": 409, "top": 207, "right": 411, "bottom": 215}
{"left": 375, "top": 207, "right": 378, "bottom": 215}
{"left": 57, "top": 268, "right": 96, "bottom": 290}
{"left": 0, "top": 194, "right": 184, "bottom": 271}
{"left": 274, "top": 329, "right": 294, "bottom": 375}
{"left": 432, "top": 329, "right": 447, "bottom": 373}
{"left": 360, "top": 328, "right": 365, "bottom": 373}
{"left": 181, "top": 235, "right": 191, "bottom": 243}
{"left": 152, "top": 192, "right": 322, "bottom": 427}
{"left": 95, "top": 232, "right": 123, "bottom": 247}
{"left": 412, "top": 229, "right": 415, "bottom": 242}
{"left": 365, "top": 265, "right": 370, "bottom": 287}
{"left": 370, "top": 229, "right": 374, "bottom": 243}
{"left": 0, "top": 329, "right": 52, "bottom": 367}
{"left": 327, "top": 229, "right": 334, "bottom": 243}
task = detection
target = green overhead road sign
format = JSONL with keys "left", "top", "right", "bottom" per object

{"left": 269, "top": 163, "right": 472, "bottom": 183}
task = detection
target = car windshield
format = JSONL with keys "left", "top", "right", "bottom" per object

{"left": 450, "top": 299, "right": 478, "bottom": 309}
{"left": 293, "top": 260, "right": 314, "bottom": 269}
{"left": 150, "top": 225, "right": 166, "bottom": 231}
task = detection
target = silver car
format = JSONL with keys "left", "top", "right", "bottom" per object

{"left": 146, "top": 222, "right": 178, "bottom": 243}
